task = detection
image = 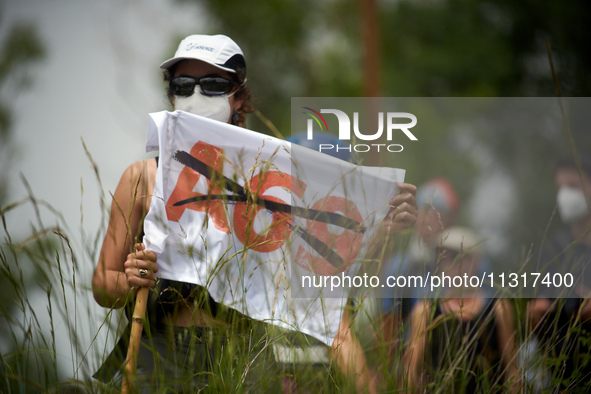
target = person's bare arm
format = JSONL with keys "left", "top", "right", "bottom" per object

{"left": 575, "top": 286, "right": 591, "bottom": 322}
{"left": 494, "top": 299, "right": 520, "bottom": 393}
{"left": 329, "top": 184, "right": 417, "bottom": 392}
{"left": 92, "top": 160, "right": 158, "bottom": 309}
{"left": 331, "top": 308, "right": 378, "bottom": 393}
{"left": 404, "top": 300, "right": 429, "bottom": 391}
{"left": 579, "top": 298, "right": 591, "bottom": 322}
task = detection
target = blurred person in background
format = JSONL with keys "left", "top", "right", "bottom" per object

{"left": 378, "top": 178, "right": 460, "bottom": 365}
{"left": 526, "top": 155, "right": 591, "bottom": 391}
{"left": 287, "top": 130, "right": 420, "bottom": 392}
{"left": 404, "top": 226, "right": 520, "bottom": 392}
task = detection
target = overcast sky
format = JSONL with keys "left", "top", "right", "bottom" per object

{"left": 1, "top": 0, "right": 210, "bottom": 380}
{"left": 2, "top": 0, "right": 207, "bottom": 221}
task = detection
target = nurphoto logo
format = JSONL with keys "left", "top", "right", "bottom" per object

{"left": 302, "top": 107, "right": 417, "bottom": 153}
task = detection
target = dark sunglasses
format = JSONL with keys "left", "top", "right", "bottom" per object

{"left": 169, "top": 75, "right": 241, "bottom": 97}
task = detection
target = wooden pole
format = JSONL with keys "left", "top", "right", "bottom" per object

{"left": 358, "top": 0, "right": 382, "bottom": 98}
{"left": 358, "top": 0, "right": 384, "bottom": 166}
{"left": 121, "top": 287, "right": 149, "bottom": 393}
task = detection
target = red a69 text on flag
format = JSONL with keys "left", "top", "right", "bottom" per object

{"left": 165, "top": 140, "right": 366, "bottom": 275}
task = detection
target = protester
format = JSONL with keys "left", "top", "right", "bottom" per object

{"left": 91, "top": 33, "right": 417, "bottom": 392}
{"left": 526, "top": 156, "right": 591, "bottom": 391}
{"left": 404, "top": 226, "right": 520, "bottom": 392}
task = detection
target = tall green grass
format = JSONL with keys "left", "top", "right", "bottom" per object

{"left": 1, "top": 166, "right": 590, "bottom": 393}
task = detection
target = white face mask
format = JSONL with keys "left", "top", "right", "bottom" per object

{"left": 557, "top": 186, "right": 591, "bottom": 224}
{"left": 174, "top": 92, "right": 231, "bottom": 123}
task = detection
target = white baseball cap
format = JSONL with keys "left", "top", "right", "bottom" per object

{"left": 160, "top": 34, "right": 246, "bottom": 74}
{"left": 437, "top": 226, "right": 482, "bottom": 255}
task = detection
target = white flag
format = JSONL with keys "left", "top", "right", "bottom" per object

{"left": 143, "top": 110, "right": 405, "bottom": 345}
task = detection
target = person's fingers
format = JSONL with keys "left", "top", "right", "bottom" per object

{"left": 144, "top": 251, "right": 158, "bottom": 264}
{"left": 389, "top": 190, "right": 418, "bottom": 209}
{"left": 134, "top": 243, "right": 158, "bottom": 263}
{"left": 127, "top": 276, "right": 156, "bottom": 289}
{"left": 124, "top": 264, "right": 157, "bottom": 288}
{"left": 123, "top": 261, "right": 152, "bottom": 276}
{"left": 387, "top": 201, "right": 418, "bottom": 220}
{"left": 392, "top": 211, "right": 416, "bottom": 224}
{"left": 126, "top": 250, "right": 158, "bottom": 268}
{"left": 124, "top": 259, "right": 159, "bottom": 275}
{"left": 397, "top": 182, "right": 417, "bottom": 196}
{"left": 380, "top": 184, "right": 419, "bottom": 235}
{"left": 123, "top": 244, "right": 158, "bottom": 289}
{"left": 124, "top": 248, "right": 159, "bottom": 288}
{"left": 397, "top": 201, "right": 418, "bottom": 213}
{"left": 129, "top": 252, "right": 158, "bottom": 270}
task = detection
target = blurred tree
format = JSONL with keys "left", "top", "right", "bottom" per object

{"left": 175, "top": 0, "right": 368, "bottom": 135}
{"left": 0, "top": 13, "right": 52, "bottom": 392}
{"left": 422, "top": 0, "right": 578, "bottom": 257}
{"left": 0, "top": 18, "right": 45, "bottom": 203}
{"left": 377, "top": 0, "right": 591, "bottom": 255}
{"left": 380, "top": 0, "right": 591, "bottom": 97}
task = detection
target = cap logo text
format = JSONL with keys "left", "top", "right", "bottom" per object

{"left": 186, "top": 44, "right": 214, "bottom": 52}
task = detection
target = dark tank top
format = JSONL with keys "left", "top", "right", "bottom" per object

{"left": 145, "top": 156, "right": 219, "bottom": 330}
{"left": 426, "top": 299, "right": 505, "bottom": 393}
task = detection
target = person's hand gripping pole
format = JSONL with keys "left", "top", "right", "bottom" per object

{"left": 121, "top": 243, "right": 158, "bottom": 393}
